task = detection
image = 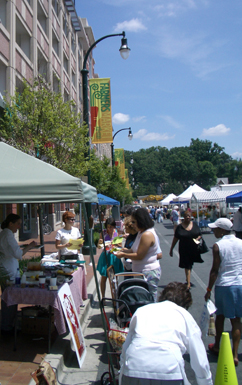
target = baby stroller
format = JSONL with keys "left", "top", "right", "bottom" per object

{"left": 106, "top": 267, "right": 154, "bottom": 327}
{"left": 100, "top": 269, "right": 154, "bottom": 384}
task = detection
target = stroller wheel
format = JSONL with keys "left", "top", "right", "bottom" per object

{"left": 101, "top": 371, "right": 112, "bottom": 385}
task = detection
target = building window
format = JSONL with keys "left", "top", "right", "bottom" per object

{"left": 64, "top": 90, "right": 69, "bottom": 102}
{"left": 63, "top": 15, "right": 69, "bottom": 37}
{"left": 0, "top": 0, "right": 7, "bottom": 29}
{"left": 16, "top": 16, "right": 31, "bottom": 59}
{"left": 71, "top": 33, "right": 76, "bottom": 54}
{"left": 37, "top": 2, "right": 47, "bottom": 34}
{"left": 52, "top": 0, "right": 59, "bottom": 16}
{"left": 72, "top": 71, "right": 75, "bottom": 86}
{"left": 15, "top": 76, "right": 25, "bottom": 94}
{"left": 63, "top": 53, "right": 68, "bottom": 72}
{"left": 52, "top": 30, "right": 59, "bottom": 57}
{"left": 0, "top": 62, "right": 6, "bottom": 100}
{"left": 53, "top": 73, "right": 60, "bottom": 93}
{"left": 38, "top": 49, "right": 48, "bottom": 81}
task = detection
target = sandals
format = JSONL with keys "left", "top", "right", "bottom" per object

{"left": 208, "top": 343, "right": 219, "bottom": 356}
{"left": 234, "top": 358, "right": 239, "bottom": 367}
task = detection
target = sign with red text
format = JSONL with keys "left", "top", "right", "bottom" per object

{"left": 58, "top": 284, "right": 86, "bottom": 367}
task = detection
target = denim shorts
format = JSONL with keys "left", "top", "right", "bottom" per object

{"left": 215, "top": 285, "right": 242, "bottom": 318}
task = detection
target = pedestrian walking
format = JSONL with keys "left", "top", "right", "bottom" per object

{"left": 205, "top": 218, "right": 242, "bottom": 367}
{"left": 232, "top": 205, "right": 242, "bottom": 239}
{"left": 169, "top": 210, "right": 204, "bottom": 289}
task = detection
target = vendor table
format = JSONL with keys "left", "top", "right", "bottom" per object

{"left": 1, "top": 266, "right": 87, "bottom": 351}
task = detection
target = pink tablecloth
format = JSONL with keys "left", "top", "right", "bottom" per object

{"left": 1, "top": 266, "right": 87, "bottom": 335}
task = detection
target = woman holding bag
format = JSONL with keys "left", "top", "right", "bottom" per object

{"left": 170, "top": 210, "right": 204, "bottom": 289}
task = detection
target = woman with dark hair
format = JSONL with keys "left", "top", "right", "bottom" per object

{"left": 97, "top": 217, "right": 123, "bottom": 298}
{"left": 119, "top": 282, "right": 213, "bottom": 385}
{"left": 55, "top": 211, "right": 82, "bottom": 259}
{"left": 0, "top": 213, "right": 37, "bottom": 333}
{"left": 116, "top": 208, "right": 161, "bottom": 301}
{"left": 170, "top": 210, "right": 203, "bottom": 289}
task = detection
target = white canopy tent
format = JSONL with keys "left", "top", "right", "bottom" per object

{"left": 173, "top": 184, "right": 206, "bottom": 203}
{"left": 191, "top": 190, "right": 238, "bottom": 222}
{"left": 160, "top": 193, "right": 177, "bottom": 205}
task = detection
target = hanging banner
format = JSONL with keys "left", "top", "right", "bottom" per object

{"left": 114, "top": 148, "right": 125, "bottom": 179}
{"left": 125, "top": 169, "right": 129, "bottom": 188}
{"left": 89, "top": 78, "right": 113, "bottom": 144}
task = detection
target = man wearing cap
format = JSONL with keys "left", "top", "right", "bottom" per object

{"left": 205, "top": 218, "right": 242, "bottom": 366}
{"left": 232, "top": 206, "right": 242, "bottom": 239}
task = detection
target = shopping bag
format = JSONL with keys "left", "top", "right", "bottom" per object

{"left": 199, "top": 300, "right": 217, "bottom": 334}
{"left": 31, "top": 359, "right": 57, "bottom": 385}
{"left": 208, "top": 314, "right": 216, "bottom": 336}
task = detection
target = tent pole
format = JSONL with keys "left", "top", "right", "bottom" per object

{"left": 196, "top": 202, "right": 199, "bottom": 225}
{"left": 37, "top": 204, "right": 45, "bottom": 258}
{"left": 82, "top": 204, "right": 117, "bottom": 385}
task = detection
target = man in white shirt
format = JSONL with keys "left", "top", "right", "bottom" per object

{"left": 232, "top": 206, "right": 242, "bottom": 239}
{"left": 120, "top": 282, "right": 213, "bottom": 385}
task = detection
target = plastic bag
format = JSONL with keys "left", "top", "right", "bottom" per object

{"left": 199, "top": 300, "right": 217, "bottom": 334}
{"left": 108, "top": 318, "right": 128, "bottom": 351}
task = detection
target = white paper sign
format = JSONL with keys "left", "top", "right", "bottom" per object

{"left": 58, "top": 283, "right": 86, "bottom": 367}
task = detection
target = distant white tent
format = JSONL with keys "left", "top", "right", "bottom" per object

{"left": 160, "top": 193, "right": 177, "bottom": 205}
{"left": 173, "top": 184, "right": 207, "bottom": 203}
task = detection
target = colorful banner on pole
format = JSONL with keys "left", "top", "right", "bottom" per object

{"left": 125, "top": 169, "right": 129, "bottom": 188}
{"left": 89, "top": 78, "right": 113, "bottom": 144}
{"left": 114, "top": 148, "right": 125, "bottom": 179}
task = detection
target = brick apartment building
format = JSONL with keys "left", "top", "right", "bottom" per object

{"left": 0, "top": 0, "right": 110, "bottom": 239}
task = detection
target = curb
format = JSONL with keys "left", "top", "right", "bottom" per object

{"left": 28, "top": 272, "right": 101, "bottom": 385}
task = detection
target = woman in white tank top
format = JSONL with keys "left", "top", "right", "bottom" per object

{"left": 116, "top": 208, "right": 162, "bottom": 301}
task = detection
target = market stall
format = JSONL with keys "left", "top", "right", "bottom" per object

{"left": 191, "top": 190, "right": 238, "bottom": 224}
{"left": 173, "top": 184, "right": 206, "bottom": 203}
{"left": 0, "top": 142, "right": 99, "bottom": 352}
{"left": 160, "top": 193, "right": 177, "bottom": 206}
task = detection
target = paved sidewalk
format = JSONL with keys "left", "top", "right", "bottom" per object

{"left": 0, "top": 229, "right": 101, "bottom": 385}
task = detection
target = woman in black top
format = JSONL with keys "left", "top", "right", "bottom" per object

{"left": 169, "top": 210, "right": 203, "bottom": 289}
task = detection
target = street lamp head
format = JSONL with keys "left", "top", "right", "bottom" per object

{"left": 128, "top": 127, "right": 133, "bottom": 140}
{"left": 130, "top": 157, "right": 134, "bottom": 164}
{"left": 119, "top": 32, "right": 130, "bottom": 60}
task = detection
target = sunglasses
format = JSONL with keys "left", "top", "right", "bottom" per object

{"left": 68, "top": 218, "right": 75, "bottom": 221}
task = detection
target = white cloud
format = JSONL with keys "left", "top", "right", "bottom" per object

{"left": 231, "top": 152, "right": 242, "bottom": 159}
{"left": 132, "top": 116, "right": 146, "bottom": 122}
{"left": 133, "top": 129, "right": 175, "bottom": 141}
{"left": 160, "top": 115, "right": 182, "bottom": 129}
{"left": 155, "top": 28, "right": 228, "bottom": 78}
{"left": 114, "top": 18, "right": 147, "bottom": 33}
{"left": 201, "top": 124, "right": 230, "bottom": 137}
{"left": 112, "top": 113, "right": 130, "bottom": 125}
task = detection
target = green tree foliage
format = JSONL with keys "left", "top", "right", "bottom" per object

{"left": 125, "top": 139, "right": 241, "bottom": 198}
{"left": 90, "top": 151, "right": 132, "bottom": 204}
{"left": 0, "top": 77, "right": 89, "bottom": 177}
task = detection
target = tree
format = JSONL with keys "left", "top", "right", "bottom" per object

{"left": 90, "top": 151, "right": 132, "bottom": 204}
{"left": 0, "top": 77, "right": 89, "bottom": 177}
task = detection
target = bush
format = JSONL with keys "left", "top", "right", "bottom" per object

{"left": 93, "top": 231, "right": 100, "bottom": 247}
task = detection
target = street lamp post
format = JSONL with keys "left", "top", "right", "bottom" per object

{"left": 81, "top": 31, "right": 130, "bottom": 256}
{"left": 111, "top": 127, "right": 133, "bottom": 167}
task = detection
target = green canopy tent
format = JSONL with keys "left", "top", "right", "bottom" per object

{"left": 0, "top": 142, "right": 97, "bottom": 204}
{"left": 0, "top": 142, "right": 115, "bottom": 371}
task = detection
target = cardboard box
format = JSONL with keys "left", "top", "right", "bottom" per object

{"left": 21, "top": 306, "right": 55, "bottom": 335}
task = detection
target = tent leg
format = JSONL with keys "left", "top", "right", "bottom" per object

{"left": 82, "top": 204, "right": 117, "bottom": 385}
{"left": 37, "top": 204, "right": 45, "bottom": 258}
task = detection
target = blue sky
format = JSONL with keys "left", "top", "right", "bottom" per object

{"left": 76, "top": 0, "right": 242, "bottom": 158}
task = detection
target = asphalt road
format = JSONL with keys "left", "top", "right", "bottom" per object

{"left": 58, "top": 219, "right": 242, "bottom": 384}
